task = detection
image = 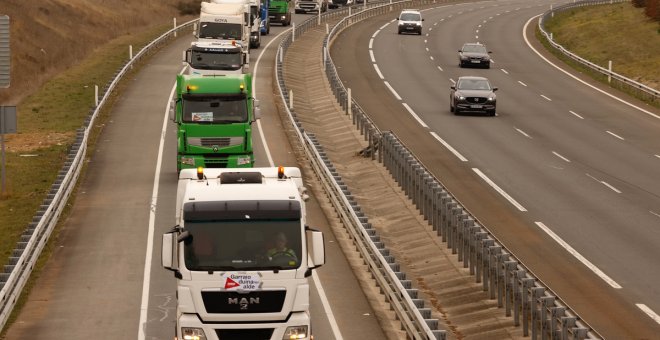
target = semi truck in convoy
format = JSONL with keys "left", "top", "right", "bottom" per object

{"left": 198, "top": 2, "right": 251, "bottom": 53}
{"left": 211, "top": 0, "right": 262, "bottom": 48}
{"left": 162, "top": 166, "right": 326, "bottom": 340}
{"left": 172, "top": 74, "right": 261, "bottom": 172}
{"left": 185, "top": 41, "right": 249, "bottom": 76}
{"left": 268, "top": 0, "right": 292, "bottom": 26}
{"left": 259, "top": 0, "right": 271, "bottom": 34}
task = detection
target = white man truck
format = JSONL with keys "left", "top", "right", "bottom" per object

{"left": 184, "top": 41, "right": 249, "bottom": 76}
{"left": 211, "top": 0, "right": 262, "bottom": 48}
{"left": 198, "top": 2, "right": 252, "bottom": 53}
{"left": 162, "top": 167, "right": 326, "bottom": 340}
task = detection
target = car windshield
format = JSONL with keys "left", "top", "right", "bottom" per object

{"left": 199, "top": 23, "right": 242, "bottom": 40}
{"left": 400, "top": 13, "right": 421, "bottom": 21}
{"left": 457, "top": 79, "right": 491, "bottom": 91}
{"left": 183, "top": 220, "right": 302, "bottom": 271}
{"left": 462, "top": 45, "right": 487, "bottom": 53}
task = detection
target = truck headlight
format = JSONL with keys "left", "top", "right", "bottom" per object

{"left": 181, "top": 327, "right": 207, "bottom": 340}
{"left": 237, "top": 156, "right": 252, "bottom": 166}
{"left": 283, "top": 325, "right": 308, "bottom": 339}
{"left": 181, "top": 156, "right": 195, "bottom": 166}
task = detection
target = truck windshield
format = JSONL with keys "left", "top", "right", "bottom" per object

{"left": 190, "top": 49, "right": 242, "bottom": 71}
{"left": 182, "top": 95, "right": 248, "bottom": 123}
{"left": 199, "top": 23, "right": 242, "bottom": 40}
{"left": 183, "top": 220, "right": 303, "bottom": 271}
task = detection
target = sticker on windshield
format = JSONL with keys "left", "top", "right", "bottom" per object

{"left": 222, "top": 273, "right": 262, "bottom": 291}
{"left": 192, "top": 112, "right": 213, "bottom": 122}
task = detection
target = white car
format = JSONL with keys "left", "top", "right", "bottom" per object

{"left": 397, "top": 9, "right": 423, "bottom": 35}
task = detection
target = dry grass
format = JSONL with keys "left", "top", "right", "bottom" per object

{"left": 544, "top": 2, "right": 660, "bottom": 90}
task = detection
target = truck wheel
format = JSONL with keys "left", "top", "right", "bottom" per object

{"left": 267, "top": 21, "right": 271, "bottom": 35}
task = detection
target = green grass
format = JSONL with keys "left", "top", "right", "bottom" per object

{"left": 541, "top": 2, "right": 660, "bottom": 106}
{"left": 0, "top": 23, "right": 176, "bottom": 334}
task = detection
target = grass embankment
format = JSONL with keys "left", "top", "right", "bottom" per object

{"left": 539, "top": 2, "right": 660, "bottom": 107}
{"left": 0, "top": 24, "right": 173, "bottom": 332}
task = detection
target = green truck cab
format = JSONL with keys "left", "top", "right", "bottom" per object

{"left": 268, "top": 0, "right": 292, "bottom": 26}
{"left": 172, "top": 74, "right": 260, "bottom": 172}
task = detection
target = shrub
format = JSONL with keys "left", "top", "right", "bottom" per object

{"left": 177, "top": 0, "right": 200, "bottom": 15}
{"left": 632, "top": 0, "right": 646, "bottom": 7}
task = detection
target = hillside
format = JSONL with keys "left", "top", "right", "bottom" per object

{"left": 0, "top": 0, "right": 190, "bottom": 105}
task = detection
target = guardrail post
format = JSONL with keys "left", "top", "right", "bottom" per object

{"left": 94, "top": 85, "right": 99, "bottom": 107}
{"left": 462, "top": 217, "right": 474, "bottom": 268}
{"left": 561, "top": 316, "right": 576, "bottom": 340}
{"left": 540, "top": 296, "right": 555, "bottom": 339}
{"left": 573, "top": 328, "right": 588, "bottom": 340}
{"left": 522, "top": 278, "right": 535, "bottom": 336}
{"left": 608, "top": 60, "right": 612, "bottom": 83}
{"left": 488, "top": 246, "right": 502, "bottom": 299}
{"left": 479, "top": 239, "right": 494, "bottom": 287}
{"left": 531, "top": 287, "right": 545, "bottom": 339}
{"left": 173, "top": 18, "right": 177, "bottom": 37}
{"left": 551, "top": 306, "right": 565, "bottom": 339}
{"left": 289, "top": 89, "right": 294, "bottom": 109}
{"left": 472, "top": 231, "right": 486, "bottom": 276}
{"left": 514, "top": 270, "right": 526, "bottom": 326}
{"left": 504, "top": 261, "right": 517, "bottom": 316}
{"left": 496, "top": 253, "right": 509, "bottom": 307}
{"left": 292, "top": 22, "right": 296, "bottom": 42}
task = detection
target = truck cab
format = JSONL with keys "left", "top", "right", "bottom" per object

{"left": 162, "top": 167, "right": 326, "bottom": 340}
{"left": 185, "top": 41, "right": 249, "bottom": 76}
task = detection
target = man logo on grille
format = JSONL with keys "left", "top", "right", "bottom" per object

{"left": 228, "top": 297, "right": 260, "bottom": 310}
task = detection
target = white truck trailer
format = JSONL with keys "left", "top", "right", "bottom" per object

{"left": 211, "top": 0, "right": 262, "bottom": 48}
{"left": 162, "top": 167, "right": 325, "bottom": 340}
{"left": 184, "top": 40, "right": 249, "bottom": 75}
{"left": 198, "top": 2, "right": 251, "bottom": 53}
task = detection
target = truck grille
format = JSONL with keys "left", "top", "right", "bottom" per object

{"left": 201, "top": 291, "right": 286, "bottom": 313}
{"left": 187, "top": 137, "right": 244, "bottom": 148}
{"left": 215, "top": 329, "right": 274, "bottom": 339}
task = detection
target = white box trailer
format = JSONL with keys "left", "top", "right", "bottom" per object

{"left": 162, "top": 167, "right": 325, "bottom": 340}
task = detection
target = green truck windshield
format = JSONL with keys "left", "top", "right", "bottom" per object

{"left": 182, "top": 95, "right": 248, "bottom": 123}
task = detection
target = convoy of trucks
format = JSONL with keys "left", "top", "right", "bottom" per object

{"left": 162, "top": 167, "right": 326, "bottom": 340}
{"left": 171, "top": 73, "right": 260, "bottom": 172}
{"left": 166, "top": 3, "right": 329, "bottom": 339}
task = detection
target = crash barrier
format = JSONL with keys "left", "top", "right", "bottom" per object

{"left": 277, "top": 0, "right": 603, "bottom": 339}
{"left": 0, "top": 19, "right": 198, "bottom": 331}
{"left": 539, "top": 0, "right": 660, "bottom": 105}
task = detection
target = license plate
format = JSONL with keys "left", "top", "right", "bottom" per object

{"left": 470, "top": 60, "right": 481, "bottom": 63}
{"left": 470, "top": 104, "right": 483, "bottom": 109}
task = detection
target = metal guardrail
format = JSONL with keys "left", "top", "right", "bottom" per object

{"left": 0, "top": 19, "right": 198, "bottom": 332}
{"left": 538, "top": 0, "right": 660, "bottom": 104}
{"left": 278, "top": 0, "right": 606, "bottom": 339}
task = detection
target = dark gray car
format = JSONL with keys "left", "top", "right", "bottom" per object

{"left": 458, "top": 43, "right": 492, "bottom": 69}
{"left": 450, "top": 76, "right": 497, "bottom": 116}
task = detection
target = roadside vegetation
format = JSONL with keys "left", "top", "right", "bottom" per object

{"left": 539, "top": 2, "right": 660, "bottom": 107}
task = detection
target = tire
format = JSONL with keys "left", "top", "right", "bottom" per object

{"left": 449, "top": 103, "right": 454, "bottom": 113}
{"left": 454, "top": 108, "right": 461, "bottom": 116}
{"left": 488, "top": 109, "right": 496, "bottom": 116}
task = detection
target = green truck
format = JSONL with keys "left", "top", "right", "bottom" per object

{"left": 172, "top": 74, "right": 261, "bottom": 172}
{"left": 268, "top": 0, "right": 292, "bottom": 26}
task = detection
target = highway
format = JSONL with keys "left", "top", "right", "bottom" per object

{"left": 329, "top": 0, "right": 660, "bottom": 338}
{"left": 2, "top": 14, "right": 387, "bottom": 340}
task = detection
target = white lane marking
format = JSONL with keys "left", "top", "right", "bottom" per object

{"left": 535, "top": 222, "right": 622, "bottom": 289}
{"left": 541, "top": 94, "right": 552, "bottom": 101}
{"left": 569, "top": 110, "right": 584, "bottom": 119}
{"left": 476, "top": 29, "right": 479, "bottom": 33}
{"left": 369, "top": 50, "right": 375, "bottom": 63}
{"left": 475, "top": 35, "right": 479, "bottom": 39}
{"left": 515, "top": 128, "right": 532, "bottom": 139}
{"left": 369, "top": 38, "right": 374, "bottom": 49}
{"left": 586, "top": 173, "right": 622, "bottom": 194}
{"left": 655, "top": 154, "right": 660, "bottom": 159}
{"left": 137, "top": 67, "right": 184, "bottom": 340}
{"left": 636, "top": 304, "right": 660, "bottom": 324}
{"left": 478, "top": 24, "right": 482, "bottom": 28}
{"left": 650, "top": 211, "right": 660, "bottom": 219}
{"left": 450, "top": 78, "right": 456, "bottom": 84}
{"left": 380, "top": 23, "right": 390, "bottom": 30}
{"left": 373, "top": 64, "right": 384, "bottom": 80}
{"left": 552, "top": 151, "right": 571, "bottom": 162}
{"left": 606, "top": 130, "right": 625, "bottom": 140}
{"left": 437, "top": 66, "right": 444, "bottom": 72}
{"left": 518, "top": 81, "right": 527, "bottom": 87}
{"left": 501, "top": 69, "right": 509, "bottom": 74}
{"left": 473, "top": 168, "right": 527, "bottom": 211}
{"left": 524, "top": 16, "right": 660, "bottom": 120}
{"left": 430, "top": 132, "right": 468, "bottom": 162}
{"left": 424, "top": 39, "right": 427, "bottom": 43}
{"left": 372, "top": 30, "right": 381, "bottom": 38}
{"left": 402, "top": 103, "right": 429, "bottom": 128}
{"left": 425, "top": 47, "right": 429, "bottom": 52}
{"left": 384, "top": 81, "right": 402, "bottom": 100}
{"left": 429, "top": 27, "right": 433, "bottom": 32}
{"left": 430, "top": 56, "right": 434, "bottom": 61}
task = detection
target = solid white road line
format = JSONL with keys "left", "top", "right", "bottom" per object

{"left": 535, "top": 222, "right": 622, "bottom": 289}
{"left": 430, "top": 132, "right": 468, "bottom": 162}
{"left": 472, "top": 168, "right": 527, "bottom": 211}
{"left": 518, "top": 81, "right": 527, "bottom": 87}
{"left": 569, "top": 110, "right": 584, "bottom": 119}
{"left": 369, "top": 50, "right": 375, "bottom": 63}
{"left": 373, "top": 64, "right": 384, "bottom": 80}
{"left": 606, "top": 130, "right": 625, "bottom": 140}
{"left": 540, "top": 94, "right": 552, "bottom": 101}
{"left": 515, "top": 128, "right": 532, "bottom": 139}
{"left": 524, "top": 16, "right": 660, "bottom": 120}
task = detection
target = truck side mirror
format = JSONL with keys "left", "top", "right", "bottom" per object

{"left": 170, "top": 100, "right": 176, "bottom": 122}
{"left": 162, "top": 232, "right": 177, "bottom": 271}
{"left": 308, "top": 229, "right": 325, "bottom": 268}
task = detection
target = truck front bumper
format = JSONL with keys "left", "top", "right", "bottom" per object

{"left": 178, "top": 154, "right": 254, "bottom": 171}
{"left": 177, "top": 312, "right": 311, "bottom": 340}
